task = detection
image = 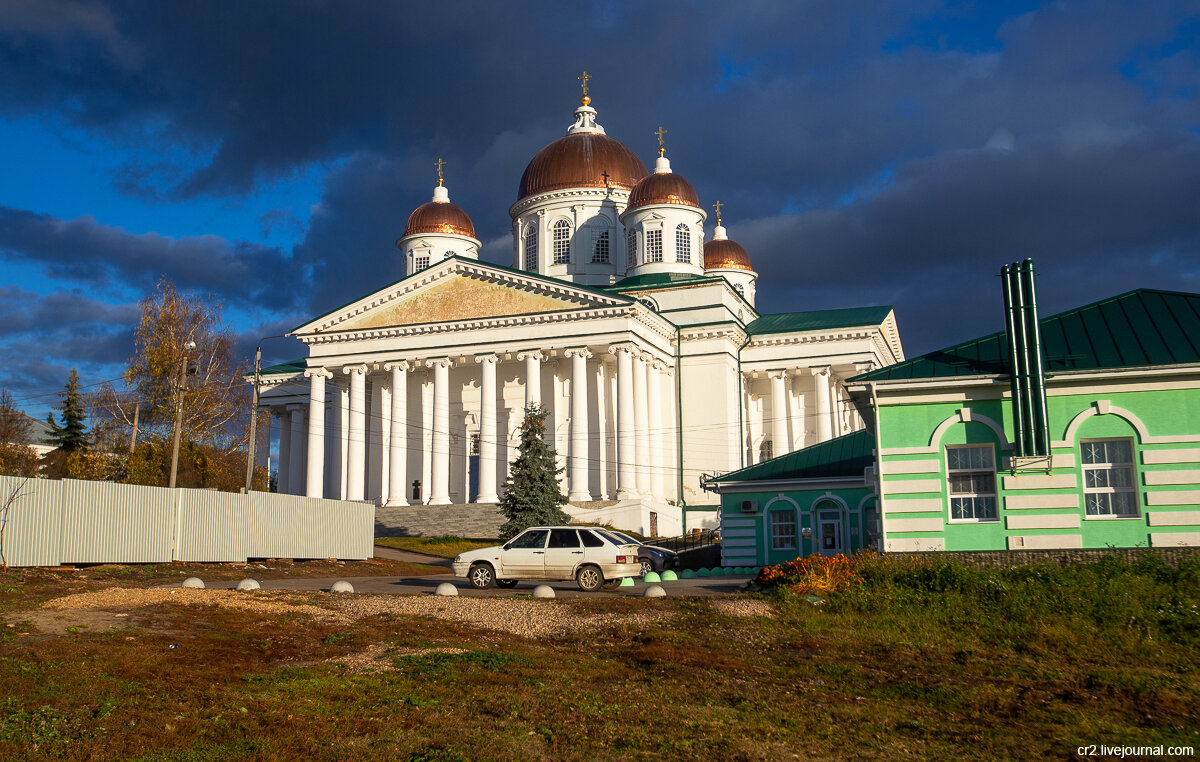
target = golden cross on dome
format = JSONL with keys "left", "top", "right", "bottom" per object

{"left": 713, "top": 199, "right": 724, "bottom": 225}
{"left": 434, "top": 157, "right": 445, "bottom": 186}
{"left": 577, "top": 71, "right": 592, "bottom": 104}
{"left": 654, "top": 126, "right": 668, "bottom": 156}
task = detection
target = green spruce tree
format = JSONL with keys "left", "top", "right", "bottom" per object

{"left": 46, "top": 368, "right": 89, "bottom": 453}
{"left": 498, "top": 404, "right": 570, "bottom": 539}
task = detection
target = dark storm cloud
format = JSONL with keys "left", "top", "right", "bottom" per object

{"left": 0, "top": 205, "right": 295, "bottom": 310}
{"left": 741, "top": 130, "right": 1200, "bottom": 354}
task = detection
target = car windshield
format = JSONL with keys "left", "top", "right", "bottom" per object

{"left": 508, "top": 529, "right": 549, "bottom": 549}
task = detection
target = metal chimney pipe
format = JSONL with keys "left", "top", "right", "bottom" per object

{"left": 1001, "top": 264, "right": 1027, "bottom": 457}
{"left": 1021, "top": 259, "right": 1051, "bottom": 457}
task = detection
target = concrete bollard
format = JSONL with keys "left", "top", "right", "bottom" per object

{"left": 532, "top": 585, "right": 555, "bottom": 599}
{"left": 181, "top": 577, "right": 204, "bottom": 589}
{"left": 642, "top": 571, "right": 661, "bottom": 583}
{"left": 660, "top": 570, "right": 678, "bottom": 582}
{"left": 235, "top": 579, "right": 260, "bottom": 591}
{"left": 619, "top": 577, "right": 635, "bottom": 587}
{"left": 643, "top": 585, "right": 666, "bottom": 598}
{"left": 435, "top": 583, "right": 458, "bottom": 596}
{"left": 330, "top": 580, "right": 354, "bottom": 593}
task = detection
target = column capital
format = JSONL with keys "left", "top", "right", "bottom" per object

{"left": 650, "top": 358, "right": 671, "bottom": 372}
{"left": 564, "top": 347, "right": 593, "bottom": 360}
{"left": 383, "top": 360, "right": 412, "bottom": 372}
{"left": 607, "top": 342, "right": 637, "bottom": 357}
{"left": 425, "top": 357, "right": 454, "bottom": 369}
{"left": 303, "top": 367, "right": 333, "bottom": 380}
{"left": 809, "top": 365, "right": 832, "bottom": 378}
{"left": 768, "top": 369, "right": 790, "bottom": 380}
{"left": 853, "top": 361, "right": 876, "bottom": 374}
{"left": 516, "top": 350, "right": 544, "bottom": 362}
{"left": 342, "top": 364, "right": 368, "bottom": 376}
{"left": 474, "top": 353, "right": 500, "bottom": 365}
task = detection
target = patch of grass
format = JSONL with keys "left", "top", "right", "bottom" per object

{"left": 374, "top": 535, "right": 493, "bottom": 558}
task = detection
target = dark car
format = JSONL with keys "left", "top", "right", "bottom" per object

{"left": 606, "top": 530, "right": 681, "bottom": 577}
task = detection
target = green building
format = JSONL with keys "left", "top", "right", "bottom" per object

{"left": 710, "top": 285, "right": 1200, "bottom": 564}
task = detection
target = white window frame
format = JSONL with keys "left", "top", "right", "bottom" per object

{"left": 414, "top": 254, "right": 430, "bottom": 272}
{"left": 945, "top": 443, "right": 998, "bottom": 523}
{"left": 770, "top": 509, "right": 797, "bottom": 550}
{"left": 524, "top": 225, "right": 538, "bottom": 271}
{"left": 552, "top": 219, "right": 571, "bottom": 264}
{"left": 592, "top": 230, "right": 610, "bottom": 263}
{"left": 675, "top": 223, "right": 691, "bottom": 264}
{"left": 646, "top": 228, "right": 663, "bottom": 262}
{"left": 1081, "top": 437, "right": 1139, "bottom": 519}
{"left": 626, "top": 228, "right": 638, "bottom": 267}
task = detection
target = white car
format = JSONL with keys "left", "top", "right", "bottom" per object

{"left": 452, "top": 526, "right": 642, "bottom": 592}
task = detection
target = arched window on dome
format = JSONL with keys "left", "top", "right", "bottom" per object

{"left": 445, "top": 250, "right": 457, "bottom": 258}
{"left": 552, "top": 220, "right": 571, "bottom": 265}
{"left": 592, "top": 231, "right": 610, "bottom": 263}
{"left": 675, "top": 224, "right": 691, "bottom": 264}
{"left": 524, "top": 225, "right": 538, "bottom": 271}
{"left": 646, "top": 229, "right": 663, "bottom": 262}
{"left": 626, "top": 229, "right": 638, "bottom": 267}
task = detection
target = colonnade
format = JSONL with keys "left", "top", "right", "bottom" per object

{"left": 750, "top": 364, "right": 865, "bottom": 462}
{"left": 271, "top": 343, "right": 676, "bottom": 506}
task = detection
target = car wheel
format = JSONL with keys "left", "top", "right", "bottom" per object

{"left": 639, "top": 558, "right": 654, "bottom": 577}
{"left": 602, "top": 578, "right": 623, "bottom": 590}
{"left": 468, "top": 563, "right": 496, "bottom": 589}
{"left": 576, "top": 565, "right": 604, "bottom": 592}
{"left": 495, "top": 579, "right": 519, "bottom": 589}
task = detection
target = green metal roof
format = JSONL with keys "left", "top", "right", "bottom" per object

{"left": 709, "top": 429, "right": 873, "bottom": 484}
{"left": 604, "top": 272, "right": 721, "bottom": 292}
{"left": 853, "top": 288, "right": 1200, "bottom": 382}
{"left": 745, "top": 305, "right": 893, "bottom": 335}
{"left": 260, "top": 359, "right": 307, "bottom": 376}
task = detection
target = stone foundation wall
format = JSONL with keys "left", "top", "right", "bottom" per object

{"left": 375, "top": 504, "right": 504, "bottom": 539}
{"left": 886, "top": 546, "right": 1200, "bottom": 568}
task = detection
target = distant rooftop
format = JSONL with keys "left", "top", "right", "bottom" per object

{"left": 853, "top": 288, "right": 1200, "bottom": 382}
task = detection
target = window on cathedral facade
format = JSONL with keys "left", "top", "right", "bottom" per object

{"left": 552, "top": 220, "right": 570, "bottom": 264}
{"left": 592, "top": 230, "right": 610, "bottom": 263}
{"left": 626, "top": 229, "right": 638, "bottom": 267}
{"left": 647, "top": 229, "right": 663, "bottom": 262}
{"left": 525, "top": 225, "right": 538, "bottom": 271}
{"left": 675, "top": 224, "right": 691, "bottom": 263}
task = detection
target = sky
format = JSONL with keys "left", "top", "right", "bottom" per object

{"left": 1, "top": 0, "right": 1198, "bottom": 420}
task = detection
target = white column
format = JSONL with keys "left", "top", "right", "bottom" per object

{"left": 648, "top": 360, "right": 665, "bottom": 500}
{"left": 304, "top": 368, "right": 332, "bottom": 498}
{"left": 277, "top": 409, "right": 291, "bottom": 494}
{"left": 610, "top": 345, "right": 638, "bottom": 499}
{"left": 287, "top": 404, "right": 305, "bottom": 496}
{"left": 770, "top": 371, "right": 790, "bottom": 458}
{"left": 343, "top": 364, "right": 368, "bottom": 501}
{"left": 518, "top": 350, "right": 543, "bottom": 410}
{"left": 337, "top": 383, "right": 350, "bottom": 499}
{"left": 812, "top": 366, "right": 833, "bottom": 443}
{"left": 633, "top": 352, "right": 651, "bottom": 497}
{"left": 565, "top": 347, "right": 592, "bottom": 502}
{"left": 324, "top": 381, "right": 340, "bottom": 499}
{"left": 426, "top": 358, "right": 452, "bottom": 505}
{"left": 385, "top": 361, "right": 410, "bottom": 506}
{"left": 475, "top": 354, "right": 500, "bottom": 504}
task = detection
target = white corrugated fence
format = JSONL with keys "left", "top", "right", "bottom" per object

{"left": 0, "top": 474, "right": 374, "bottom": 567}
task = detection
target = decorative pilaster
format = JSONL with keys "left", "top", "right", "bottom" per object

{"left": 475, "top": 354, "right": 500, "bottom": 504}
{"left": 343, "top": 364, "right": 368, "bottom": 501}
{"left": 384, "top": 361, "right": 410, "bottom": 506}
{"left": 609, "top": 344, "right": 638, "bottom": 499}
{"left": 426, "top": 358, "right": 453, "bottom": 505}
{"left": 648, "top": 360, "right": 666, "bottom": 500}
{"left": 303, "top": 368, "right": 332, "bottom": 498}
{"left": 565, "top": 348, "right": 593, "bottom": 502}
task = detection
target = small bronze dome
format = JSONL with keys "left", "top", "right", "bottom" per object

{"left": 519, "top": 133, "right": 648, "bottom": 199}
{"left": 627, "top": 172, "right": 700, "bottom": 210}
{"left": 404, "top": 200, "right": 476, "bottom": 237}
{"left": 704, "top": 238, "right": 753, "bottom": 271}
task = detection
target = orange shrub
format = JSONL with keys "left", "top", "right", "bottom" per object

{"left": 753, "top": 554, "right": 864, "bottom": 596}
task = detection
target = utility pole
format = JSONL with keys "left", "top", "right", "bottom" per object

{"left": 168, "top": 340, "right": 196, "bottom": 489}
{"left": 245, "top": 334, "right": 290, "bottom": 492}
{"left": 128, "top": 403, "right": 140, "bottom": 456}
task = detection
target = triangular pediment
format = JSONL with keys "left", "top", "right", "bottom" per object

{"left": 295, "top": 257, "right": 632, "bottom": 335}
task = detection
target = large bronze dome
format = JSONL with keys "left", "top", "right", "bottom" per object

{"left": 627, "top": 171, "right": 700, "bottom": 210}
{"left": 518, "top": 133, "right": 648, "bottom": 199}
{"left": 404, "top": 200, "right": 476, "bottom": 237}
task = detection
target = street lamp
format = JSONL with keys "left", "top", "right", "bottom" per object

{"left": 244, "top": 334, "right": 291, "bottom": 492}
{"left": 168, "top": 340, "right": 196, "bottom": 490}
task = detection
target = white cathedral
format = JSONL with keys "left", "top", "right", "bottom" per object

{"left": 257, "top": 81, "right": 904, "bottom": 534}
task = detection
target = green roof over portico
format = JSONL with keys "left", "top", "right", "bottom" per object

{"left": 745, "top": 306, "right": 893, "bottom": 336}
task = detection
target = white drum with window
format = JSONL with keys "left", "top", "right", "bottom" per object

{"left": 1081, "top": 439, "right": 1137, "bottom": 517}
